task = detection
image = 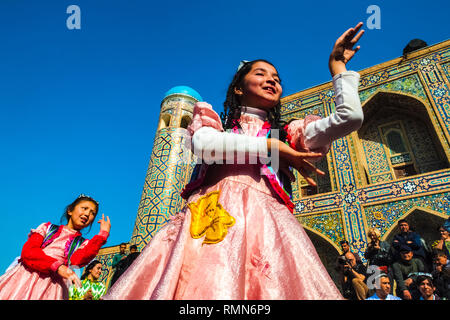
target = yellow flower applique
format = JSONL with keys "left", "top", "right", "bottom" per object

{"left": 187, "top": 191, "right": 235, "bottom": 245}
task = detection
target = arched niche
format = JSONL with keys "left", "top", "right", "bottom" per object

{"left": 158, "top": 113, "right": 172, "bottom": 130}
{"left": 303, "top": 227, "right": 342, "bottom": 291}
{"left": 382, "top": 207, "right": 448, "bottom": 247}
{"left": 358, "top": 91, "right": 448, "bottom": 185}
{"left": 180, "top": 114, "right": 192, "bottom": 129}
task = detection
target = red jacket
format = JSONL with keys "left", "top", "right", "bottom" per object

{"left": 21, "top": 224, "right": 108, "bottom": 274}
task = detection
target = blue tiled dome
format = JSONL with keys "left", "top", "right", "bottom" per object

{"left": 163, "top": 86, "right": 203, "bottom": 101}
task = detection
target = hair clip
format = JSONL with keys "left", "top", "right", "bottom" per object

{"left": 78, "top": 193, "right": 99, "bottom": 204}
{"left": 237, "top": 60, "right": 250, "bottom": 71}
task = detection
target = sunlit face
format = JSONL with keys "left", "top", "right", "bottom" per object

{"left": 341, "top": 242, "right": 350, "bottom": 253}
{"left": 345, "top": 252, "right": 356, "bottom": 267}
{"left": 434, "top": 255, "right": 447, "bottom": 267}
{"left": 438, "top": 227, "right": 449, "bottom": 240}
{"left": 236, "top": 61, "right": 282, "bottom": 110}
{"left": 67, "top": 200, "right": 97, "bottom": 230}
{"left": 377, "top": 276, "right": 391, "bottom": 297}
{"left": 418, "top": 279, "right": 435, "bottom": 298}
{"left": 89, "top": 263, "right": 103, "bottom": 280}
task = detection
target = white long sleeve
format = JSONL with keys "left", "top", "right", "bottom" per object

{"left": 192, "top": 126, "right": 268, "bottom": 163}
{"left": 303, "top": 71, "right": 363, "bottom": 150}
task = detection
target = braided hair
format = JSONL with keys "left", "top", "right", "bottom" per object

{"left": 220, "top": 59, "right": 287, "bottom": 142}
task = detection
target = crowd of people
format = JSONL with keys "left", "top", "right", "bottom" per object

{"left": 335, "top": 218, "right": 450, "bottom": 300}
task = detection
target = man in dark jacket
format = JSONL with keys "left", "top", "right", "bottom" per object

{"left": 109, "top": 245, "right": 140, "bottom": 287}
{"left": 391, "top": 219, "right": 429, "bottom": 269}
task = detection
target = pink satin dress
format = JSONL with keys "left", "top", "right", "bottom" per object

{"left": 104, "top": 104, "right": 343, "bottom": 300}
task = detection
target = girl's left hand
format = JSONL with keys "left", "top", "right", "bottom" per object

{"left": 269, "top": 138, "right": 325, "bottom": 186}
{"left": 98, "top": 214, "right": 111, "bottom": 233}
{"left": 329, "top": 22, "right": 365, "bottom": 76}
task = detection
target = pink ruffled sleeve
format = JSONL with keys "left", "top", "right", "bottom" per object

{"left": 29, "top": 222, "right": 51, "bottom": 238}
{"left": 187, "top": 102, "right": 224, "bottom": 136}
{"left": 286, "top": 115, "right": 330, "bottom": 156}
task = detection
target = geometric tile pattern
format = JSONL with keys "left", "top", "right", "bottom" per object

{"left": 441, "top": 62, "right": 450, "bottom": 82}
{"left": 364, "top": 192, "right": 450, "bottom": 239}
{"left": 296, "top": 210, "right": 345, "bottom": 247}
{"left": 129, "top": 127, "right": 194, "bottom": 250}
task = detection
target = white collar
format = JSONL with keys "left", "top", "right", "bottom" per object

{"left": 240, "top": 106, "right": 267, "bottom": 121}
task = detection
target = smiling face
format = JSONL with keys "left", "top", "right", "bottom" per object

{"left": 66, "top": 200, "right": 97, "bottom": 231}
{"left": 89, "top": 263, "right": 103, "bottom": 281}
{"left": 418, "top": 278, "right": 435, "bottom": 299}
{"left": 235, "top": 61, "right": 282, "bottom": 110}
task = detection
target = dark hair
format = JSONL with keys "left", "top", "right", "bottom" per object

{"left": 220, "top": 60, "right": 291, "bottom": 197}
{"left": 340, "top": 240, "right": 349, "bottom": 246}
{"left": 130, "top": 245, "right": 138, "bottom": 251}
{"left": 433, "top": 250, "right": 448, "bottom": 259}
{"left": 81, "top": 259, "right": 102, "bottom": 280}
{"left": 416, "top": 274, "right": 434, "bottom": 287}
{"left": 398, "top": 219, "right": 409, "bottom": 225}
{"left": 61, "top": 194, "right": 99, "bottom": 232}
{"left": 220, "top": 59, "right": 287, "bottom": 142}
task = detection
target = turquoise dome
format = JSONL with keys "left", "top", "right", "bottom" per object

{"left": 163, "top": 86, "right": 203, "bottom": 101}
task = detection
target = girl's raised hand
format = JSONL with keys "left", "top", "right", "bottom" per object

{"left": 329, "top": 22, "right": 365, "bottom": 76}
{"left": 98, "top": 214, "right": 111, "bottom": 234}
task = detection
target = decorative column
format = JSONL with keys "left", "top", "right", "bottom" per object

{"left": 130, "top": 86, "right": 202, "bottom": 250}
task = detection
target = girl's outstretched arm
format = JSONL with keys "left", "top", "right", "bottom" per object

{"left": 300, "top": 23, "right": 365, "bottom": 150}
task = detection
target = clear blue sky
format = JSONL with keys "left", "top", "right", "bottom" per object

{"left": 0, "top": 0, "right": 449, "bottom": 273}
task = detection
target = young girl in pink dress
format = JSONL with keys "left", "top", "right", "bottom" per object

{"left": 104, "top": 23, "right": 365, "bottom": 300}
{"left": 0, "top": 194, "right": 111, "bottom": 299}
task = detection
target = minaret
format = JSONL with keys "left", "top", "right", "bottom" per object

{"left": 130, "top": 86, "right": 202, "bottom": 250}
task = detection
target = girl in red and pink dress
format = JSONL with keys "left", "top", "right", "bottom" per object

{"left": 0, "top": 195, "right": 111, "bottom": 300}
{"left": 104, "top": 23, "right": 365, "bottom": 300}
